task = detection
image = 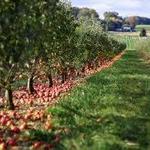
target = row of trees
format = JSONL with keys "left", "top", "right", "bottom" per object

{"left": 0, "top": 0, "right": 126, "bottom": 110}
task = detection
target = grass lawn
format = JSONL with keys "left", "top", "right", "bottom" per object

{"left": 136, "top": 25, "right": 150, "bottom": 32}
{"left": 48, "top": 49, "right": 150, "bottom": 150}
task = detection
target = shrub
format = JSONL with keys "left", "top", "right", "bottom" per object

{"left": 140, "top": 28, "right": 147, "bottom": 37}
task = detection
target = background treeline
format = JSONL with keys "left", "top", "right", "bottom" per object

{"left": 0, "top": 0, "right": 126, "bottom": 110}
{"left": 72, "top": 7, "right": 150, "bottom": 31}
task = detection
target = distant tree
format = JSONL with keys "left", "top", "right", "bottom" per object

{"left": 78, "top": 8, "right": 99, "bottom": 19}
{"left": 103, "top": 11, "right": 123, "bottom": 31}
{"left": 104, "top": 11, "right": 119, "bottom": 20}
{"left": 125, "top": 16, "right": 136, "bottom": 28}
{"left": 72, "top": 7, "right": 104, "bottom": 30}
{"left": 72, "top": 7, "right": 99, "bottom": 20}
{"left": 72, "top": 7, "right": 80, "bottom": 19}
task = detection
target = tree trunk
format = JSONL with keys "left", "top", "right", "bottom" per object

{"left": 93, "top": 60, "right": 98, "bottom": 70}
{"left": 27, "top": 75, "right": 35, "bottom": 94}
{"left": 81, "top": 66, "right": 85, "bottom": 73}
{"left": 61, "top": 68, "right": 67, "bottom": 84}
{"left": 77, "top": 70, "right": 80, "bottom": 77}
{"left": 47, "top": 73, "right": 53, "bottom": 88}
{"left": 5, "top": 88, "right": 14, "bottom": 110}
{"left": 81, "top": 66, "right": 86, "bottom": 77}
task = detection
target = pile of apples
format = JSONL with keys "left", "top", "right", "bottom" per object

{"left": 0, "top": 108, "right": 56, "bottom": 149}
{"left": 0, "top": 80, "right": 78, "bottom": 149}
{"left": 13, "top": 81, "right": 74, "bottom": 108}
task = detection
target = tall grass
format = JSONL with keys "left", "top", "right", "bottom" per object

{"left": 117, "top": 36, "right": 138, "bottom": 49}
{"left": 135, "top": 39, "right": 150, "bottom": 61}
{"left": 110, "top": 35, "right": 140, "bottom": 50}
{"left": 109, "top": 32, "right": 150, "bottom": 50}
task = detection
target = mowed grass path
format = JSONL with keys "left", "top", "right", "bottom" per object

{"left": 49, "top": 49, "right": 150, "bottom": 150}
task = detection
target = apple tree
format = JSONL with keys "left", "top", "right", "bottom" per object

{"left": 0, "top": 0, "right": 36, "bottom": 109}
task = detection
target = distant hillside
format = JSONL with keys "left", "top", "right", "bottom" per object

{"left": 136, "top": 16, "right": 150, "bottom": 25}
{"left": 125, "top": 16, "right": 150, "bottom": 25}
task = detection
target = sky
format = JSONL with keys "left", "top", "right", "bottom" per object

{"left": 71, "top": 0, "right": 150, "bottom": 18}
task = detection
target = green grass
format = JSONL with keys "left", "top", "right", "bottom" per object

{"left": 48, "top": 49, "right": 150, "bottom": 150}
{"left": 136, "top": 25, "right": 150, "bottom": 32}
{"left": 116, "top": 36, "right": 139, "bottom": 50}
{"left": 110, "top": 35, "right": 140, "bottom": 50}
{"left": 135, "top": 39, "right": 150, "bottom": 51}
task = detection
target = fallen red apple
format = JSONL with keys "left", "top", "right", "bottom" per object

{"left": 11, "top": 126, "right": 20, "bottom": 134}
{"left": 7, "top": 138, "right": 17, "bottom": 146}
